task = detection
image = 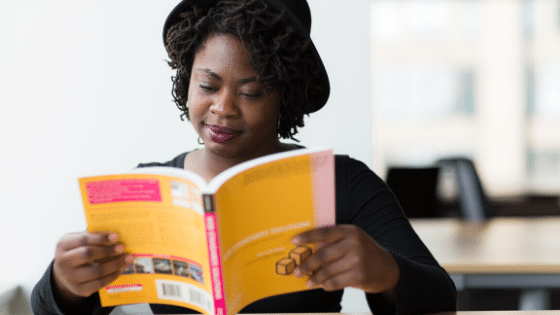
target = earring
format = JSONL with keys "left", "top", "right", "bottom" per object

{"left": 198, "top": 137, "right": 204, "bottom": 145}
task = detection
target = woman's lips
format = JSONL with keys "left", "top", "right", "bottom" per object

{"left": 205, "top": 124, "right": 241, "bottom": 144}
{"left": 207, "top": 125, "right": 235, "bottom": 134}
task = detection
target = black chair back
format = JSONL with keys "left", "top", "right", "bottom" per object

{"left": 386, "top": 167, "right": 441, "bottom": 218}
{"left": 437, "top": 157, "right": 495, "bottom": 221}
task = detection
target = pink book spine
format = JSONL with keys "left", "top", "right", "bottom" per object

{"left": 204, "top": 212, "right": 226, "bottom": 315}
{"left": 311, "top": 150, "right": 336, "bottom": 228}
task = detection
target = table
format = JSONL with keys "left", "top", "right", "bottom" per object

{"left": 457, "top": 313, "right": 560, "bottom": 315}
{"left": 410, "top": 217, "right": 560, "bottom": 310}
{"left": 151, "top": 312, "right": 560, "bottom": 314}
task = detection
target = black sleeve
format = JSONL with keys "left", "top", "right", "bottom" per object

{"left": 136, "top": 152, "right": 188, "bottom": 169}
{"left": 335, "top": 155, "right": 456, "bottom": 314}
{"left": 31, "top": 261, "right": 112, "bottom": 315}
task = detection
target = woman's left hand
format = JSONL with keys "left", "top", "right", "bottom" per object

{"left": 291, "top": 224, "right": 400, "bottom": 294}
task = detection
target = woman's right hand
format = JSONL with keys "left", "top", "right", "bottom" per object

{"left": 52, "top": 231, "right": 133, "bottom": 301}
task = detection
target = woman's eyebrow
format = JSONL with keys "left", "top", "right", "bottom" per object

{"left": 196, "top": 68, "right": 221, "bottom": 80}
{"left": 195, "top": 68, "right": 256, "bottom": 84}
{"left": 238, "top": 77, "right": 257, "bottom": 84}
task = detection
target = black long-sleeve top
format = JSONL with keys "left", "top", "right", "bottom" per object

{"left": 31, "top": 150, "right": 456, "bottom": 315}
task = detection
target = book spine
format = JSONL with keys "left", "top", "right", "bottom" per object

{"left": 203, "top": 194, "right": 215, "bottom": 213}
{"left": 203, "top": 194, "right": 226, "bottom": 315}
{"left": 310, "top": 150, "right": 336, "bottom": 228}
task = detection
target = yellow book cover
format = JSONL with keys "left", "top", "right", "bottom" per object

{"left": 79, "top": 147, "right": 335, "bottom": 315}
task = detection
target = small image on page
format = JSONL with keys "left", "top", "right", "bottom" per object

{"left": 171, "top": 180, "right": 191, "bottom": 209}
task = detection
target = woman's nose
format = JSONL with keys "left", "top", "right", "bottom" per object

{"left": 210, "top": 89, "right": 239, "bottom": 118}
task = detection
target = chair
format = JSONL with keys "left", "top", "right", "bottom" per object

{"left": 386, "top": 157, "right": 494, "bottom": 221}
{"left": 436, "top": 157, "right": 495, "bottom": 221}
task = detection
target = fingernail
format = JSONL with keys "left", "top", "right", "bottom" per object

{"left": 293, "top": 268, "right": 301, "bottom": 277}
{"left": 109, "top": 233, "right": 119, "bottom": 243}
{"left": 306, "top": 280, "right": 314, "bottom": 288}
{"left": 125, "top": 255, "right": 134, "bottom": 263}
{"left": 291, "top": 236, "right": 300, "bottom": 245}
{"left": 115, "top": 245, "right": 125, "bottom": 253}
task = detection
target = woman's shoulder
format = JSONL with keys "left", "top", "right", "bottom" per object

{"left": 333, "top": 153, "right": 378, "bottom": 177}
{"left": 332, "top": 153, "right": 388, "bottom": 198}
{"left": 291, "top": 144, "right": 374, "bottom": 176}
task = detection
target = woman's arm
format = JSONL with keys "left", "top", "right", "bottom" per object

{"left": 293, "top": 155, "right": 456, "bottom": 315}
{"left": 31, "top": 261, "right": 111, "bottom": 315}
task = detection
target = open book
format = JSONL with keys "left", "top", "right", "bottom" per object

{"left": 79, "top": 147, "right": 335, "bottom": 315}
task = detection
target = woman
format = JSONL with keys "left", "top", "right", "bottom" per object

{"left": 31, "top": 0, "right": 456, "bottom": 314}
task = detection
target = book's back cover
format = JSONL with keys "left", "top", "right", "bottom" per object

{"left": 80, "top": 172, "right": 214, "bottom": 314}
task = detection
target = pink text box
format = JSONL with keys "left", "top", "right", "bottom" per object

{"left": 86, "top": 179, "right": 162, "bottom": 204}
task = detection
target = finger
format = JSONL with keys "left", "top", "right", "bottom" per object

{"left": 311, "top": 269, "right": 358, "bottom": 292}
{"left": 294, "top": 241, "right": 346, "bottom": 277}
{"left": 59, "top": 243, "right": 127, "bottom": 267}
{"left": 55, "top": 253, "right": 133, "bottom": 298}
{"left": 306, "top": 256, "right": 354, "bottom": 288}
{"left": 74, "top": 269, "right": 123, "bottom": 297}
{"left": 57, "top": 232, "right": 120, "bottom": 252}
{"left": 70, "top": 254, "right": 133, "bottom": 285}
{"left": 69, "top": 267, "right": 130, "bottom": 297}
{"left": 292, "top": 226, "right": 349, "bottom": 246}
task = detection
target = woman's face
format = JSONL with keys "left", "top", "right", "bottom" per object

{"left": 187, "top": 33, "right": 281, "bottom": 160}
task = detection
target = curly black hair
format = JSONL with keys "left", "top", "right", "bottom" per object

{"left": 164, "top": 0, "right": 323, "bottom": 140}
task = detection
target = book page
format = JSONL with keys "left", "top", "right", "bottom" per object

{"left": 211, "top": 150, "right": 335, "bottom": 315}
{"left": 79, "top": 172, "right": 213, "bottom": 314}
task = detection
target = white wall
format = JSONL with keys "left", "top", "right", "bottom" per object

{"left": 0, "top": 0, "right": 372, "bottom": 312}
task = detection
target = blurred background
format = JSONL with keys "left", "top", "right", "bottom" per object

{"left": 372, "top": 0, "right": 560, "bottom": 200}
{"left": 2, "top": 0, "right": 560, "bottom": 313}
{"left": 371, "top": 0, "right": 560, "bottom": 310}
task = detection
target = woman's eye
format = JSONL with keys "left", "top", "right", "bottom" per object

{"left": 242, "top": 92, "right": 262, "bottom": 99}
{"left": 199, "top": 85, "right": 216, "bottom": 92}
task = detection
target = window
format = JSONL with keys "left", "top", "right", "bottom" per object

{"left": 371, "top": 0, "right": 560, "bottom": 197}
